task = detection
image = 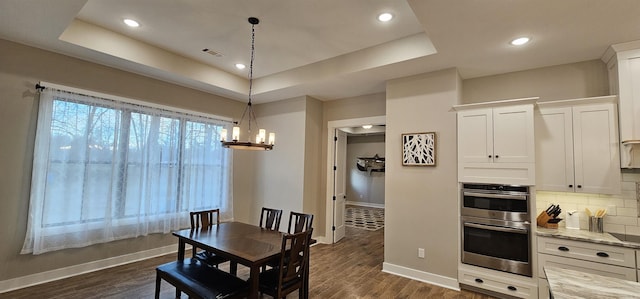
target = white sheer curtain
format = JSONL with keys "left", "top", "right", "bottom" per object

{"left": 22, "top": 87, "right": 232, "bottom": 255}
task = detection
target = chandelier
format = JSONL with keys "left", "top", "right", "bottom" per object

{"left": 220, "top": 17, "right": 274, "bottom": 151}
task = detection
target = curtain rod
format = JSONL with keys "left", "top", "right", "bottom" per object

{"left": 35, "top": 83, "right": 45, "bottom": 92}
{"left": 34, "top": 82, "right": 237, "bottom": 125}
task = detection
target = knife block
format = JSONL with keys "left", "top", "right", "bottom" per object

{"left": 536, "top": 211, "right": 558, "bottom": 228}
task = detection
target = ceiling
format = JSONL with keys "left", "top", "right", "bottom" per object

{"left": 1, "top": 0, "right": 640, "bottom": 104}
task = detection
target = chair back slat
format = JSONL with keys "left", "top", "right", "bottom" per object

{"left": 190, "top": 209, "right": 220, "bottom": 230}
{"left": 260, "top": 207, "right": 283, "bottom": 230}
{"left": 288, "top": 212, "right": 314, "bottom": 233}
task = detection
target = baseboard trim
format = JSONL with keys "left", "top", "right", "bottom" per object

{"left": 314, "top": 235, "right": 330, "bottom": 244}
{"left": 346, "top": 201, "right": 385, "bottom": 209}
{"left": 0, "top": 244, "right": 181, "bottom": 294}
{"left": 382, "top": 262, "right": 460, "bottom": 291}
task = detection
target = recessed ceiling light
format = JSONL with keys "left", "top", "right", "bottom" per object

{"left": 510, "top": 37, "right": 530, "bottom": 46}
{"left": 123, "top": 19, "right": 140, "bottom": 28}
{"left": 235, "top": 63, "right": 246, "bottom": 70}
{"left": 362, "top": 125, "right": 373, "bottom": 129}
{"left": 378, "top": 13, "right": 393, "bottom": 22}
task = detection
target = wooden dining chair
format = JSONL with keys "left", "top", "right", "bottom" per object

{"left": 287, "top": 211, "right": 314, "bottom": 233}
{"left": 189, "top": 209, "right": 235, "bottom": 274}
{"left": 260, "top": 207, "right": 283, "bottom": 231}
{"left": 264, "top": 211, "right": 314, "bottom": 272}
{"left": 258, "top": 229, "right": 313, "bottom": 299}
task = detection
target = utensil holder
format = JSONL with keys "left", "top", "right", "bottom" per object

{"left": 589, "top": 216, "right": 603, "bottom": 233}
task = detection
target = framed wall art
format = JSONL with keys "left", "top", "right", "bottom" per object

{"left": 402, "top": 132, "right": 436, "bottom": 166}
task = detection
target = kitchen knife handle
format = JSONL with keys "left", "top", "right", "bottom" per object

{"left": 558, "top": 246, "right": 570, "bottom": 252}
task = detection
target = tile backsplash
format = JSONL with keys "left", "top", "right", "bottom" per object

{"left": 535, "top": 172, "right": 640, "bottom": 236}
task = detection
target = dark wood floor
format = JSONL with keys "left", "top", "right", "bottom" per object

{"left": 2, "top": 226, "right": 493, "bottom": 298}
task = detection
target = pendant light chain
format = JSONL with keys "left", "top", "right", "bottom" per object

{"left": 248, "top": 22, "right": 255, "bottom": 105}
{"left": 220, "top": 17, "right": 274, "bottom": 150}
{"left": 246, "top": 20, "right": 257, "bottom": 134}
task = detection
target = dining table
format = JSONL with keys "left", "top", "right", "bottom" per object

{"left": 172, "top": 221, "right": 287, "bottom": 299}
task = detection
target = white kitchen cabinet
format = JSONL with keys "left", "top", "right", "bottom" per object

{"left": 602, "top": 41, "right": 640, "bottom": 168}
{"left": 455, "top": 97, "right": 537, "bottom": 185}
{"left": 459, "top": 266, "right": 538, "bottom": 299}
{"left": 538, "top": 236, "right": 636, "bottom": 268}
{"left": 536, "top": 96, "right": 621, "bottom": 194}
{"left": 537, "top": 236, "right": 637, "bottom": 299}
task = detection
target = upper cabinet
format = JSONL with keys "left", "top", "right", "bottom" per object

{"left": 602, "top": 41, "right": 640, "bottom": 168}
{"left": 536, "top": 96, "right": 621, "bottom": 194}
{"left": 454, "top": 97, "right": 537, "bottom": 185}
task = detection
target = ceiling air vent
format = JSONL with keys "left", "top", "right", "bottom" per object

{"left": 202, "top": 48, "right": 223, "bottom": 57}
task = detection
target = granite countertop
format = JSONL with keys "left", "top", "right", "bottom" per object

{"left": 536, "top": 227, "right": 640, "bottom": 249}
{"left": 544, "top": 266, "right": 640, "bottom": 299}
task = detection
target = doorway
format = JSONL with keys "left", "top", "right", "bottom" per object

{"left": 326, "top": 116, "right": 385, "bottom": 244}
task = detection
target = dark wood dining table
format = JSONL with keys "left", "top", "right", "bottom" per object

{"left": 172, "top": 221, "right": 285, "bottom": 299}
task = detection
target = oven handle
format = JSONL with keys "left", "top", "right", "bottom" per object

{"left": 463, "top": 191, "right": 528, "bottom": 201}
{"left": 464, "top": 222, "right": 529, "bottom": 234}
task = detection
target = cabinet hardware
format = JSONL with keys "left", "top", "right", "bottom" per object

{"left": 596, "top": 252, "right": 609, "bottom": 258}
{"left": 475, "top": 278, "right": 483, "bottom": 283}
{"left": 558, "top": 246, "right": 570, "bottom": 252}
{"left": 568, "top": 184, "right": 573, "bottom": 188}
{"left": 488, "top": 155, "right": 492, "bottom": 158}
{"left": 577, "top": 185, "right": 582, "bottom": 188}
{"left": 507, "top": 286, "right": 517, "bottom": 291}
{"left": 495, "top": 155, "right": 499, "bottom": 158}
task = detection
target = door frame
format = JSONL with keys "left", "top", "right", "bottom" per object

{"left": 325, "top": 115, "right": 385, "bottom": 244}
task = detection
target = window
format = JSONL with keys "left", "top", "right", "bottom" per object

{"left": 22, "top": 84, "right": 232, "bottom": 255}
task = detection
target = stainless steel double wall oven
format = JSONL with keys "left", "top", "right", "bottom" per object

{"left": 461, "top": 183, "right": 532, "bottom": 277}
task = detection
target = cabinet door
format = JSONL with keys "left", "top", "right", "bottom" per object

{"left": 618, "top": 55, "right": 640, "bottom": 168}
{"left": 617, "top": 55, "right": 640, "bottom": 144}
{"left": 458, "top": 108, "right": 493, "bottom": 163}
{"left": 572, "top": 104, "right": 621, "bottom": 194}
{"left": 493, "top": 105, "right": 535, "bottom": 163}
{"left": 535, "top": 107, "right": 574, "bottom": 192}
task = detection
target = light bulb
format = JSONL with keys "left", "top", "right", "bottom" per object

{"left": 220, "top": 129, "right": 227, "bottom": 141}
{"left": 232, "top": 127, "right": 240, "bottom": 141}
{"left": 259, "top": 129, "right": 266, "bottom": 143}
{"left": 268, "top": 133, "right": 275, "bottom": 145}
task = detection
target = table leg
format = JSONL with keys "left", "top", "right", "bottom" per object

{"left": 248, "top": 265, "right": 259, "bottom": 299}
{"left": 177, "top": 239, "right": 186, "bottom": 261}
{"left": 230, "top": 261, "right": 238, "bottom": 275}
{"left": 303, "top": 254, "right": 310, "bottom": 299}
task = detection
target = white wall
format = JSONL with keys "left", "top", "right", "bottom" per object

{"left": 384, "top": 68, "right": 461, "bottom": 286}
{"left": 303, "top": 97, "right": 324, "bottom": 225}
{"left": 462, "top": 60, "right": 608, "bottom": 104}
{"left": 235, "top": 97, "right": 307, "bottom": 231}
{"left": 347, "top": 135, "right": 385, "bottom": 206}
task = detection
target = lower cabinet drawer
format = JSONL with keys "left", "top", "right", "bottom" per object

{"left": 538, "top": 236, "right": 636, "bottom": 268}
{"left": 459, "top": 269, "right": 537, "bottom": 299}
{"left": 538, "top": 254, "right": 637, "bottom": 281}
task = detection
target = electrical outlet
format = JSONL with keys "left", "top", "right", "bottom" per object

{"left": 418, "top": 248, "right": 425, "bottom": 258}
